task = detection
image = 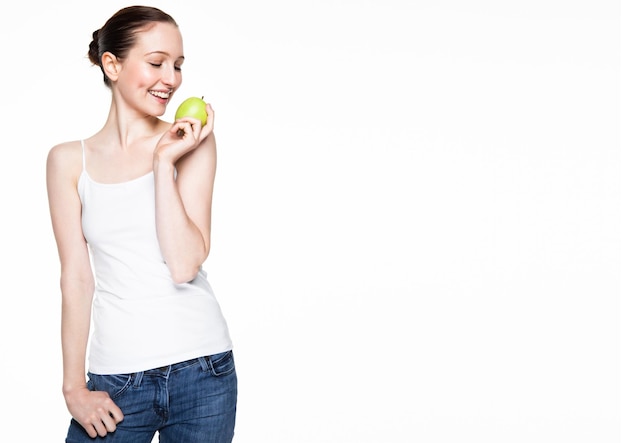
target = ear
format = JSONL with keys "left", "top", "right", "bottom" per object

{"left": 101, "top": 51, "right": 121, "bottom": 82}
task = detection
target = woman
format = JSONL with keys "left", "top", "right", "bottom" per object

{"left": 46, "top": 6, "right": 237, "bottom": 442}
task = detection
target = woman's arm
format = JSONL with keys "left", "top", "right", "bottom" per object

{"left": 153, "top": 106, "right": 217, "bottom": 283}
{"left": 46, "top": 142, "right": 123, "bottom": 438}
{"left": 47, "top": 142, "right": 94, "bottom": 393}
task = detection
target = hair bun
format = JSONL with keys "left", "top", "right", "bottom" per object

{"left": 88, "top": 29, "right": 101, "bottom": 66}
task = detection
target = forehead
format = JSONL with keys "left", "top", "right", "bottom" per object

{"left": 131, "top": 22, "right": 184, "bottom": 58}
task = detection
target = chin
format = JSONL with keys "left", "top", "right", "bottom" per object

{"left": 150, "top": 105, "right": 167, "bottom": 117}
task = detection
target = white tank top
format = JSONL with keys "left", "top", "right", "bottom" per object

{"left": 78, "top": 140, "right": 232, "bottom": 375}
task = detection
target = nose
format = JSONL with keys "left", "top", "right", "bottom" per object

{"left": 162, "top": 66, "right": 178, "bottom": 88}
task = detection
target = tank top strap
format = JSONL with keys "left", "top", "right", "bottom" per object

{"left": 80, "top": 139, "right": 86, "bottom": 171}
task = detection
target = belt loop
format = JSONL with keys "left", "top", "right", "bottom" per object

{"left": 198, "top": 356, "right": 210, "bottom": 372}
{"left": 133, "top": 371, "right": 144, "bottom": 387}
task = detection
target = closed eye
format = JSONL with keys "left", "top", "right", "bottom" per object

{"left": 149, "top": 63, "right": 181, "bottom": 72}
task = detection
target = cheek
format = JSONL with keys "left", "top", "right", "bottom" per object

{"left": 121, "top": 61, "right": 158, "bottom": 87}
{"left": 135, "top": 65, "right": 160, "bottom": 86}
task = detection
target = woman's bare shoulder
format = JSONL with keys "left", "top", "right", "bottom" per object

{"left": 48, "top": 140, "right": 82, "bottom": 157}
{"left": 46, "top": 140, "right": 83, "bottom": 178}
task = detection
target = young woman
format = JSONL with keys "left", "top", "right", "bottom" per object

{"left": 46, "top": 6, "right": 237, "bottom": 442}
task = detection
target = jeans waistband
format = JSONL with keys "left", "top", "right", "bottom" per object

{"left": 147, "top": 355, "right": 208, "bottom": 375}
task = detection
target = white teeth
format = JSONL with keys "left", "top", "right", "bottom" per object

{"left": 150, "top": 90, "right": 170, "bottom": 99}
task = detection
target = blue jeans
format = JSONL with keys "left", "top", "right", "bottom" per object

{"left": 65, "top": 351, "right": 237, "bottom": 442}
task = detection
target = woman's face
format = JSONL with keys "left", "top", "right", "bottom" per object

{"left": 115, "top": 22, "right": 184, "bottom": 118}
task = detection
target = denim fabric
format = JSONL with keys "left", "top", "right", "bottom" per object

{"left": 65, "top": 351, "right": 237, "bottom": 442}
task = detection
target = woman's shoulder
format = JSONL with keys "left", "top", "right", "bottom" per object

{"left": 48, "top": 139, "right": 82, "bottom": 156}
{"left": 46, "top": 140, "right": 83, "bottom": 178}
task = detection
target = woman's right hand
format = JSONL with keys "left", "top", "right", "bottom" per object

{"left": 64, "top": 386, "right": 124, "bottom": 438}
{"left": 153, "top": 102, "right": 215, "bottom": 166}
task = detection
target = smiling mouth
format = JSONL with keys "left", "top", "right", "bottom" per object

{"left": 149, "top": 90, "right": 172, "bottom": 100}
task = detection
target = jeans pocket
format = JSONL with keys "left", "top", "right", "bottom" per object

{"left": 87, "top": 372, "right": 133, "bottom": 399}
{"left": 206, "top": 350, "right": 236, "bottom": 377}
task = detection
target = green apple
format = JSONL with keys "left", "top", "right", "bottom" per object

{"left": 175, "top": 96, "right": 208, "bottom": 126}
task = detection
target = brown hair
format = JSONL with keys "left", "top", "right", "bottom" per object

{"left": 88, "top": 6, "right": 178, "bottom": 87}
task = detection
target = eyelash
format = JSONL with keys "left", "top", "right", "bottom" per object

{"left": 149, "top": 63, "right": 182, "bottom": 72}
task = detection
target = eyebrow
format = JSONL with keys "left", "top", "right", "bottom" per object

{"left": 145, "top": 51, "right": 185, "bottom": 61}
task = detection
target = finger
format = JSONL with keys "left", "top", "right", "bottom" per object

{"left": 175, "top": 118, "right": 202, "bottom": 139}
{"left": 92, "top": 408, "right": 121, "bottom": 435}
{"left": 84, "top": 425, "right": 99, "bottom": 439}
{"left": 91, "top": 419, "right": 109, "bottom": 438}
{"left": 173, "top": 121, "right": 193, "bottom": 138}
{"left": 175, "top": 117, "right": 201, "bottom": 128}
{"left": 200, "top": 104, "right": 215, "bottom": 140}
{"left": 205, "top": 102, "right": 214, "bottom": 128}
{"left": 184, "top": 115, "right": 201, "bottom": 137}
{"left": 102, "top": 414, "right": 119, "bottom": 433}
{"left": 109, "top": 405, "right": 125, "bottom": 424}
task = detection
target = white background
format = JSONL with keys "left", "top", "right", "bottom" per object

{"left": 0, "top": 1, "right": 621, "bottom": 442}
